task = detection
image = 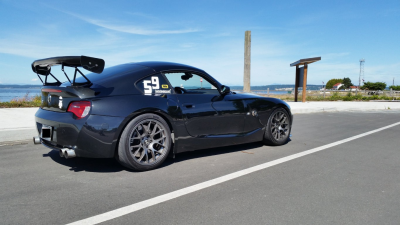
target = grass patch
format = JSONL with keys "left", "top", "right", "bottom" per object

{"left": 260, "top": 93, "right": 399, "bottom": 102}
{"left": 0, "top": 92, "right": 41, "bottom": 108}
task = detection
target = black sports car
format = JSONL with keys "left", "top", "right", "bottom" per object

{"left": 32, "top": 56, "right": 292, "bottom": 171}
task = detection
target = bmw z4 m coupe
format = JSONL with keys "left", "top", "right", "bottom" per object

{"left": 32, "top": 56, "right": 292, "bottom": 171}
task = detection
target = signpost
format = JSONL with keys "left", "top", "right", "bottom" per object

{"left": 290, "top": 57, "right": 321, "bottom": 102}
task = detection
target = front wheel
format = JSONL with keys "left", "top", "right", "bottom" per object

{"left": 117, "top": 113, "right": 171, "bottom": 171}
{"left": 263, "top": 108, "right": 291, "bottom": 146}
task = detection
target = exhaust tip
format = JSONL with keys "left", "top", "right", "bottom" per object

{"left": 33, "top": 136, "right": 41, "bottom": 144}
{"left": 64, "top": 149, "right": 76, "bottom": 159}
{"left": 60, "top": 148, "right": 69, "bottom": 158}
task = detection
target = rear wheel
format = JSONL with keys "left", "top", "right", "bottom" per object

{"left": 263, "top": 108, "right": 291, "bottom": 146}
{"left": 117, "top": 113, "right": 171, "bottom": 171}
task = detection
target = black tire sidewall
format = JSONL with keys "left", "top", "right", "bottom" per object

{"left": 264, "top": 108, "right": 291, "bottom": 146}
{"left": 118, "top": 113, "right": 171, "bottom": 171}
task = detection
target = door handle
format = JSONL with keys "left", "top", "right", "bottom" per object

{"left": 183, "top": 103, "right": 195, "bottom": 108}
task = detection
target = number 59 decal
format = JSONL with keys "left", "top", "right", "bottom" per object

{"left": 143, "top": 76, "right": 160, "bottom": 95}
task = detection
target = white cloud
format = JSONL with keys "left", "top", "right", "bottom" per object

{"left": 124, "top": 12, "right": 159, "bottom": 20}
{"left": 31, "top": 78, "right": 38, "bottom": 81}
{"left": 62, "top": 11, "right": 199, "bottom": 35}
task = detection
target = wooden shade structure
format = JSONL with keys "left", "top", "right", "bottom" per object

{"left": 290, "top": 57, "right": 321, "bottom": 102}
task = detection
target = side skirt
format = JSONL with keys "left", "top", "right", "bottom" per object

{"left": 175, "top": 128, "right": 265, "bottom": 153}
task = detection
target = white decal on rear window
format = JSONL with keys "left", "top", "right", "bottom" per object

{"left": 143, "top": 80, "right": 152, "bottom": 95}
{"left": 143, "top": 76, "right": 161, "bottom": 95}
{"left": 151, "top": 76, "right": 159, "bottom": 89}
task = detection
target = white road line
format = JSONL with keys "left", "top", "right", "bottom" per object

{"left": 0, "top": 127, "right": 35, "bottom": 131}
{"left": 67, "top": 121, "right": 400, "bottom": 225}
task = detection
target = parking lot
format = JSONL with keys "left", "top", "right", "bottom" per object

{"left": 1, "top": 111, "right": 400, "bottom": 225}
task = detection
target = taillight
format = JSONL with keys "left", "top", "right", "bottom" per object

{"left": 67, "top": 101, "right": 91, "bottom": 119}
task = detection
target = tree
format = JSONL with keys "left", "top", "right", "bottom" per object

{"left": 389, "top": 85, "right": 400, "bottom": 91}
{"left": 326, "top": 78, "right": 343, "bottom": 89}
{"left": 361, "top": 82, "right": 387, "bottom": 90}
{"left": 342, "top": 77, "right": 353, "bottom": 88}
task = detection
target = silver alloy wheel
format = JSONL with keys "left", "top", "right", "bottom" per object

{"left": 270, "top": 111, "right": 289, "bottom": 141}
{"left": 128, "top": 119, "right": 167, "bottom": 165}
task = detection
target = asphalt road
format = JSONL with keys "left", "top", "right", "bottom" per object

{"left": 1, "top": 111, "right": 400, "bottom": 225}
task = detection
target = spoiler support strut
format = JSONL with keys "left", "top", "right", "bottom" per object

{"left": 36, "top": 73, "right": 44, "bottom": 84}
{"left": 47, "top": 73, "right": 62, "bottom": 86}
{"left": 61, "top": 64, "right": 72, "bottom": 84}
{"left": 72, "top": 67, "right": 92, "bottom": 86}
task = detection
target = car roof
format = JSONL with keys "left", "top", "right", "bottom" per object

{"left": 132, "top": 61, "right": 205, "bottom": 73}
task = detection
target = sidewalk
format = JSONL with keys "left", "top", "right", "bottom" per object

{"left": 0, "top": 108, "right": 38, "bottom": 142}
{"left": 287, "top": 101, "right": 400, "bottom": 114}
{"left": 0, "top": 102, "right": 399, "bottom": 142}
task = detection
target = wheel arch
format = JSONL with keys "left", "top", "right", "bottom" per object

{"left": 277, "top": 104, "right": 293, "bottom": 126}
{"left": 112, "top": 109, "right": 175, "bottom": 158}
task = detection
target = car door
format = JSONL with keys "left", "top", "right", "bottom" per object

{"left": 163, "top": 72, "right": 245, "bottom": 137}
{"left": 211, "top": 94, "right": 246, "bottom": 135}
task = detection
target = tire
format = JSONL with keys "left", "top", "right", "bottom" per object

{"left": 117, "top": 113, "right": 171, "bottom": 171}
{"left": 263, "top": 107, "right": 291, "bottom": 146}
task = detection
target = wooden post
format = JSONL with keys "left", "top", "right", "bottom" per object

{"left": 302, "top": 63, "right": 308, "bottom": 102}
{"left": 391, "top": 88, "right": 394, "bottom": 100}
{"left": 243, "top": 31, "right": 251, "bottom": 92}
{"left": 294, "top": 65, "right": 299, "bottom": 102}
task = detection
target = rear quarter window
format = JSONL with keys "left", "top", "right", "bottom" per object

{"left": 136, "top": 74, "right": 172, "bottom": 95}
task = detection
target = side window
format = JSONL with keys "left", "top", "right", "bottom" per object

{"left": 164, "top": 72, "right": 219, "bottom": 94}
{"left": 137, "top": 74, "right": 172, "bottom": 95}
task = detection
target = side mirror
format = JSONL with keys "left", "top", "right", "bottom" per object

{"left": 220, "top": 85, "right": 230, "bottom": 95}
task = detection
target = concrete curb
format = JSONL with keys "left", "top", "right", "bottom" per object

{"left": 0, "top": 102, "right": 399, "bottom": 142}
{"left": 287, "top": 102, "right": 400, "bottom": 114}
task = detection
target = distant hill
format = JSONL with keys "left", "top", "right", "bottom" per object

{"left": 0, "top": 84, "right": 42, "bottom": 89}
{"left": 230, "top": 84, "right": 322, "bottom": 90}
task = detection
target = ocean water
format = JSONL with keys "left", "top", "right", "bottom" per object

{"left": 251, "top": 91, "right": 290, "bottom": 95}
{"left": 0, "top": 88, "right": 42, "bottom": 102}
{"left": 234, "top": 90, "right": 291, "bottom": 95}
{"left": 0, "top": 88, "right": 292, "bottom": 102}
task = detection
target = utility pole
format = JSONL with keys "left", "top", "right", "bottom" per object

{"left": 243, "top": 31, "right": 251, "bottom": 92}
{"left": 359, "top": 59, "right": 365, "bottom": 89}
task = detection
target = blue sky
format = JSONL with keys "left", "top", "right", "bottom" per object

{"left": 0, "top": 0, "right": 399, "bottom": 86}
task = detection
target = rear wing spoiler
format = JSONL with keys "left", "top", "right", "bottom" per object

{"left": 31, "top": 56, "right": 105, "bottom": 86}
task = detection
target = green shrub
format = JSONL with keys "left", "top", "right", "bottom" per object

{"left": 329, "top": 92, "right": 341, "bottom": 101}
{"left": 353, "top": 94, "right": 363, "bottom": 100}
{"left": 0, "top": 93, "right": 41, "bottom": 108}
{"left": 342, "top": 96, "right": 352, "bottom": 101}
{"left": 361, "top": 82, "right": 386, "bottom": 91}
{"left": 389, "top": 85, "right": 400, "bottom": 91}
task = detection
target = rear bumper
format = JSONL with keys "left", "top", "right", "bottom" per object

{"left": 35, "top": 108, "right": 124, "bottom": 158}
